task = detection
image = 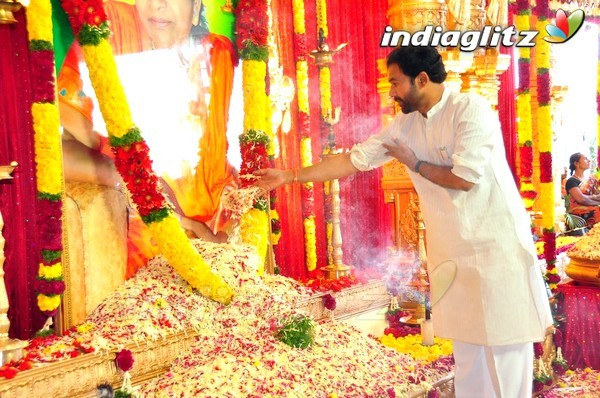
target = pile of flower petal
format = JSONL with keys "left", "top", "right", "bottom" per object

{"left": 25, "top": 241, "right": 308, "bottom": 359}
{"left": 540, "top": 368, "right": 600, "bottom": 397}
{"left": 567, "top": 224, "right": 600, "bottom": 260}
{"left": 140, "top": 320, "right": 453, "bottom": 397}
{"left": 25, "top": 240, "right": 453, "bottom": 396}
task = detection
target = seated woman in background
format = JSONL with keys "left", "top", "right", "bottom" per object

{"left": 565, "top": 152, "right": 600, "bottom": 226}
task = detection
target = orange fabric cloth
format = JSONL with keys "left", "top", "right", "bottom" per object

{"left": 163, "top": 35, "right": 236, "bottom": 227}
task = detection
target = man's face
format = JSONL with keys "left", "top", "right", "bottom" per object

{"left": 388, "top": 63, "right": 423, "bottom": 115}
{"left": 136, "top": 0, "right": 196, "bottom": 49}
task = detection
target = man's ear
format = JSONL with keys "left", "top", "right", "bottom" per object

{"left": 192, "top": 0, "right": 202, "bottom": 26}
{"left": 417, "top": 71, "right": 428, "bottom": 88}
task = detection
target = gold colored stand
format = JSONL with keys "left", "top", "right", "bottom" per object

{"left": 321, "top": 178, "right": 352, "bottom": 279}
{"left": 0, "top": 162, "right": 26, "bottom": 365}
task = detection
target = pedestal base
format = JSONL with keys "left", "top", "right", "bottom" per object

{"left": 321, "top": 264, "right": 352, "bottom": 279}
{"left": 0, "top": 338, "right": 27, "bottom": 365}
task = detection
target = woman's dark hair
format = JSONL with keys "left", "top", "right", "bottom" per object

{"left": 190, "top": 5, "right": 209, "bottom": 44}
{"left": 569, "top": 152, "right": 583, "bottom": 175}
{"left": 386, "top": 45, "right": 447, "bottom": 83}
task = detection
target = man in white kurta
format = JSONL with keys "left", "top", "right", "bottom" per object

{"left": 255, "top": 45, "right": 553, "bottom": 397}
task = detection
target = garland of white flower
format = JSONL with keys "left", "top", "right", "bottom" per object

{"left": 26, "top": 0, "right": 66, "bottom": 316}
{"left": 60, "top": 0, "right": 233, "bottom": 304}
{"left": 291, "top": 0, "right": 318, "bottom": 271}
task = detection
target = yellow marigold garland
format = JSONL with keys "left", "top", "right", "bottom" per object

{"left": 292, "top": 0, "right": 318, "bottom": 273}
{"left": 31, "top": 104, "right": 62, "bottom": 195}
{"left": 80, "top": 41, "right": 134, "bottom": 139}
{"left": 316, "top": 0, "right": 328, "bottom": 38}
{"left": 296, "top": 61, "right": 310, "bottom": 113}
{"left": 303, "top": 216, "right": 317, "bottom": 271}
{"left": 240, "top": 208, "right": 270, "bottom": 275}
{"left": 27, "top": 0, "right": 66, "bottom": 316}
{"left": 379, "top": 334, "right": 453, "bottom": 364}
{"left": 237, "top": 0, "right": 272, "bottom": 274}
{"left": 319, "top": 67, "right": 332, "bottom": 119}
{"left": 535, "top": 2, "right": 557, "bottom": 292}
{"left": 515, "top": 11, "right": 535, "bottom": 210}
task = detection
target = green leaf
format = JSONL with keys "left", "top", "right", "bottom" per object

{"left": 109, "top": 127, "right": 144, "bottom": 147}
{"left": 42, "top": 250, "right": 62, "bottom": 263}
{"left": 275, "top": 315, "right": 315, "bottom": 349}
{"left": 78, "top": 22, "right": 111, "bottom": 46}
{"left": 141, "top": 208, "right": 171, "bottom": 224}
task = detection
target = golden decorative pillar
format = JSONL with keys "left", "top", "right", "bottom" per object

{"left": 467, "top": 0, "right": 486, "bottom": 31}
{"left": 387, "top": 0, "right": 448, "bottom": 33}
{"left": 440, "top": 50, "right": 473, "bottom": 93}
{"left": 321, "top": 178, "right": 352, "bottom": 279}
{"left": 461, "top": 48, "right": 511, "bottom": 109}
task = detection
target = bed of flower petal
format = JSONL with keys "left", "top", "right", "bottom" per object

{"left": 3, "top": 241, "right": 454, "bottom": 396}
{"left": 539, "top": 368, "right": 600, "bottom": 397}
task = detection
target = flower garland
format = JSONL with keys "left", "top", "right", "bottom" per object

{"left": 60, "top": 0, "right": 233, "bottom": 304}
{"left": 25, "top": 0, "right": 66, "bottom": 316}
{"left": 291, "top": 0, "right": 318, "bottom": 272}
{"left": 379, "top": 334, "right": 454, "bottom": 365}
{"left": 235, "top": 0, "right": 272, "bottom": 274}
{"left": 535, "top": 0, "right": 558, "bottom": 292}
{"left": 515, "top": 0, "right": 535, "bottom": 210}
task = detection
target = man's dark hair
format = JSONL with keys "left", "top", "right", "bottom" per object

{"left": 386, "top": 46, "right": 447, "bottom": 84}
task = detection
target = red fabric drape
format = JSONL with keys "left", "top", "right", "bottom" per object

{"left": 499, "top": 13, "right": 518, "bottom": 182}
{"left": 557, "top": 282, "right": 600, "bottom": 370}
{"left": 325, "top": 0, "right": 392, "bottom": 269}
{"left": 272, "top": 0, "right": 392, "bottom": 278}
{"left": 270, "top": 0, "right": 308, "bottom": 279}
{"left": 0, "top": 10, "right": 47, "bottom": 339}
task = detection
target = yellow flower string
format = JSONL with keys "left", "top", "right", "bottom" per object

{"left": 237, "top": 1, "right": 272, "bottom": 274}
{"left": 26, "top": 0, "right": 66, "bottom": 316}
{"left": 535, "top": 4, "right": 556, "bottom": 292}
{"left": 304, "top": 216, "right": 317, "bottom": 271}
{"left": 515, "top": 12, "right": 534, "bottom": 210}
{"left": 379, "top": 334, "right": 453, "bottom": 364}
{"left": 292, "top": 0, "right": 318, "bottom": 272}
{"left": 240, "top": 209, "right": 270, "bottom": 275}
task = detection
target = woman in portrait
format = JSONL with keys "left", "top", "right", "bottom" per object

{"left": 58, "top": 0, "right": 238, "bottom": 277}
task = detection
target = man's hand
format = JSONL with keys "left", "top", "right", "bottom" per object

{"left": 382, "top": 138, "right": 419, "bottom": 170}
{"left": 253, "top": 168, "right": 293, "bottom": 191}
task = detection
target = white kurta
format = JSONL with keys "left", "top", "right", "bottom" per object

{"left": 350, "top": 88, "right": 553, "bottom": 346}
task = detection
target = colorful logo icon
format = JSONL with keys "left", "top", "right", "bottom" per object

{"left": 544, "top": 9, "right": 586, "bottom": 43}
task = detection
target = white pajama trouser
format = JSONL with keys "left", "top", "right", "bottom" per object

{"left": 453, "top": 341, "right": 534, "bottom": 398}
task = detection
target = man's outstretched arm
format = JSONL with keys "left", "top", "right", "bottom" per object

{"left": 254, "top": 152, "right": 360, "bottom": 191}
